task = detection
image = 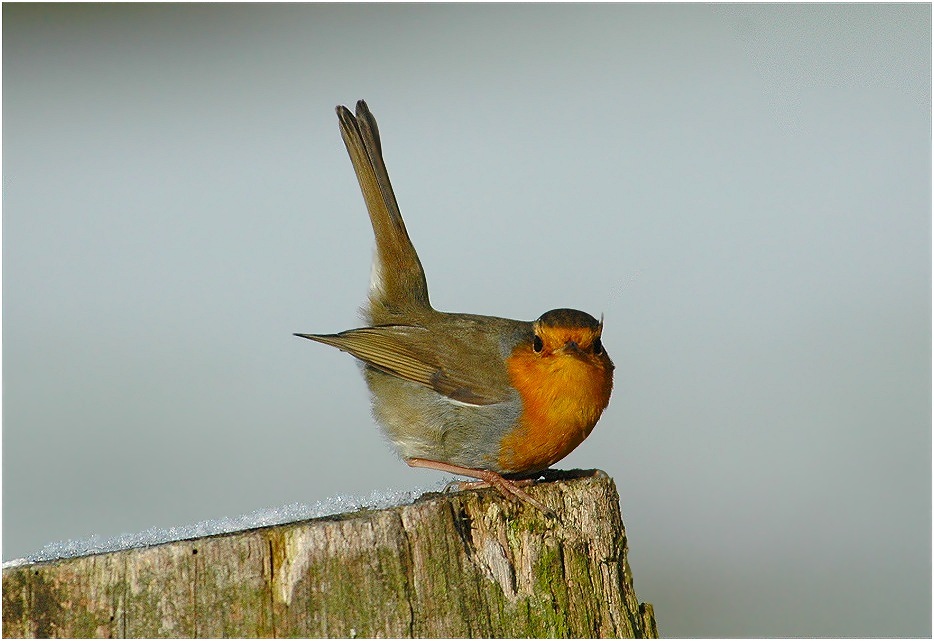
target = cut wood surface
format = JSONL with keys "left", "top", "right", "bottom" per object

{"left": 3, "top": 469, "right": 657, "bottom": 638}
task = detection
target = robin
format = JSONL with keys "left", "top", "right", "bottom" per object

{"left": 296, "top": 100, "right": 614, "bottom": 510}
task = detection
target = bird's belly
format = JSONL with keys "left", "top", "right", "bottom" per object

{"left": 364, "top": 367, "right": 521, "bottom": 471}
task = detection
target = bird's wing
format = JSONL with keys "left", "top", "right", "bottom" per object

{"left": 295, "top": 325, "right": 510, "bottom": 406}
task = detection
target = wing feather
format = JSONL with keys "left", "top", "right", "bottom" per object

{"left": 295, "top": 326, "right": 508, "bottom": 406}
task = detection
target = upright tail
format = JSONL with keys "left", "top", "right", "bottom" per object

{"left": 336, "top": 100, "right": 430, "bottom": 322}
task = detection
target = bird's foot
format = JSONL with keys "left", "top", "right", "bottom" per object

{"left": 407, "top": 458, "right": 552, "bottom": 515}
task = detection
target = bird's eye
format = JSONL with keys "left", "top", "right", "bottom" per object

{"left": 592, "top": 337, "right": 603, "bottom": 355}
{"left": 533, "top": 335, "right": 544, "bottom": 353}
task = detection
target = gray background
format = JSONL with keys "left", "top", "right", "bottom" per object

{"left": 3, "top": 4, "right": 930, "bottom": 636}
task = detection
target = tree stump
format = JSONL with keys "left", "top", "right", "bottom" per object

{"left": 2, "top": 469, "right": 657, "bottom": 638}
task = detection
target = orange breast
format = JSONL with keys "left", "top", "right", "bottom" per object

{"left": 498, "top": 346, "right": 613, "bottom": 474}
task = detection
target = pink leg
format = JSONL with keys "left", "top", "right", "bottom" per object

{"left": 406, "top": 458, "right": 550, "bottom": 513}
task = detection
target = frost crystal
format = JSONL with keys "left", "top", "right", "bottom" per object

{"left": 3, "top": 483, "right": 444, "bottom": 568}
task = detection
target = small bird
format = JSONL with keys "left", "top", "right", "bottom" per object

{"left": 296, "top": 100, "right": 614, "bottom": 509}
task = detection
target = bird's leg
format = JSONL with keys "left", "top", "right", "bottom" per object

{"left": 456, "top": 478, "right": 536, "bottom": 489}
{"left": 406, "top": 458, "right": 550, "bottom": 514}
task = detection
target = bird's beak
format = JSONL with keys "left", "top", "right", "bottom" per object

{"left": 561, "top": 340, "right": 582, "bottom": 354}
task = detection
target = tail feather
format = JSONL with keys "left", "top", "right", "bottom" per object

{"left": 336, "top": 100, "right": 430, "bottom": 320}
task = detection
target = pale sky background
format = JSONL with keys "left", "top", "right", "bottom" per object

{"left": 2, "top": 4, "right": 930, "bottom": 637}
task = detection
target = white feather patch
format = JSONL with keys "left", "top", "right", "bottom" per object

{"left": 368, "top": 247, "right": 385, "bottom": 296}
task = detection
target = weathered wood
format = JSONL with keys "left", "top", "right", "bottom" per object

{"left": 3, "top": 470, "right": 657, "bottom": 638}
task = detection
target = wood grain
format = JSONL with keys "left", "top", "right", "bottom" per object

{"left": 3, "top": 470, "right": 657, "bottom": 638}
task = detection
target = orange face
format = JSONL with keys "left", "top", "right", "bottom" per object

{"left": 499, "top": 317, "right": 614, "bottom": 474}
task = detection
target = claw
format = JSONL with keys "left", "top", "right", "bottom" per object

{"left": 407, "top": 458, "right": 553, "bottom": 515}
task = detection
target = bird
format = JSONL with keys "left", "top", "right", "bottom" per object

{"left": 296, "top": 100, "right": 614, "bottom": 510}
